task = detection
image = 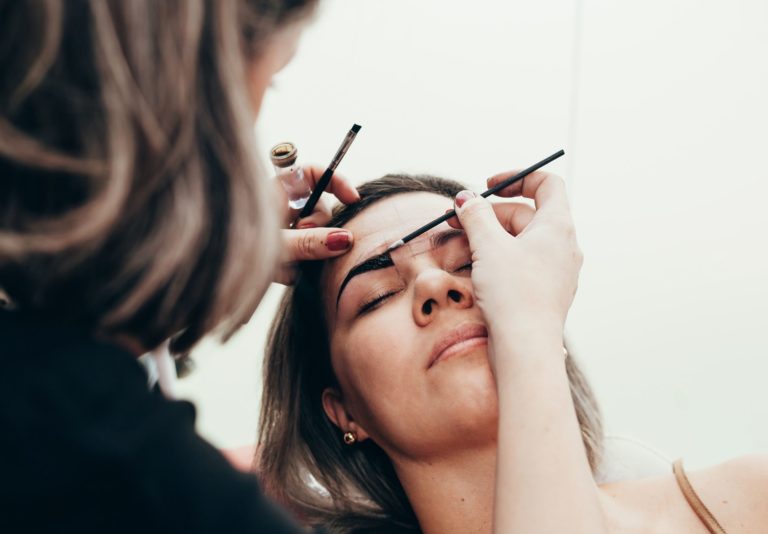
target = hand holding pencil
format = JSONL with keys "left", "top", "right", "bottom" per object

{"left": 274, "top": 123, "right": 363, "bottom": 285}
{"left": 450, "top": 169, "right": 582, "bottom": 352}
{"left": 450, "top": 168, "right": 605, "bottom": 534}
{"left": 274, "top": 165, "right": 360, "bottom": 285}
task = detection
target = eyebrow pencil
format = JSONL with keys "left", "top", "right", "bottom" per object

{"left": 297, "top": 123, "right": 362, "bottom": 220}
{"left": 386, "top": 149, "right": 565, "bottom": 252}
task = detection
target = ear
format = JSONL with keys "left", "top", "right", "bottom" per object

{"left": 321, "top": 387, "right": 370, "bottom": 443}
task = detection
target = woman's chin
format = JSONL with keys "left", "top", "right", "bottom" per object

{"left": 431, "top": 349, "right": 498, "bottom": 422}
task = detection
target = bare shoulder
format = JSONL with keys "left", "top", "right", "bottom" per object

{"left": 685, "top": 454, "right": 768, "bottom": 533}
{"left": 597, "top": 456, "right": 768, "bottom": 534}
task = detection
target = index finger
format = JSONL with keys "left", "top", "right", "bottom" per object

{"left": 446, "top": 201, "right": 535, "bottom": 236}
{"left": 304, "top": 165, "right": 360, "bottom": 205}
{"left": 486, "top": 170, "right": 569, "bottom": 216}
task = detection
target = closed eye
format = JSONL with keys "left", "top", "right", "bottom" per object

{"left": 357, "top": 290, "right": 400, "bottom": 316}
{"left": 454, "top": 262, "right": 472, "bottom": 272}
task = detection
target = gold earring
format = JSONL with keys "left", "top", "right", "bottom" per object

{"left": 343, "top": 431, "right": 357, "bottom": 445}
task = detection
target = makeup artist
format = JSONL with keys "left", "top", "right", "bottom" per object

{"left": 0, "top": 1, "right": 352, "bottom": 532}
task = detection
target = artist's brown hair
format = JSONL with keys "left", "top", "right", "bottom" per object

{"left": 0, "top": 0, "right": 317, "bottom": 352}
{"left": 258, "top": 174, "right": 604, "bottom": 533}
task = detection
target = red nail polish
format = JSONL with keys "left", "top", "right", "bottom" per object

{"left": 326, "top": 231, "right": 351, "bottom": 251}
{"left": 298, "top": 222, "right": 317, "bottom": 229}
{"left": 455, "top": 190, "right": 477, "bottom": 208}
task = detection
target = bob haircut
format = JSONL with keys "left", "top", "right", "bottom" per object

{"left": 258, "top": 174, "right": 604, "bottom": 533}
{"left": 0, "top": 0, "right": 317, "bottom": 353}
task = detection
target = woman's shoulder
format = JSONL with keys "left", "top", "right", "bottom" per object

{"left": 683, "top": 454, "right": 768, "bottom": 531}
{"left": 688, "top": 453, "right": 768, "bottom": 488}
{"left": 599, "top": 455, "right": 768, "bottom": 533}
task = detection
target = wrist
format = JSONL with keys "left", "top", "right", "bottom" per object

{"left": 487, "top": 323, "right": 565, "bottom": 375}
{"left": 486, "top": 316, "right": 564, "bottom": 349}
{"left": 489, "top": 334, "right": 571, "bottom": 407}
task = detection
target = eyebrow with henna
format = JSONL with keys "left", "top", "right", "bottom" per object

{"left": 334, "top": 228, "right": 466, "bottom": 309}
{"left": 335, "top": 251, "right": 395, "bottom": 309}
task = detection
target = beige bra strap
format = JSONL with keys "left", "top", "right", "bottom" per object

{"left": 672, "top": 459, "right": 728, "bottom": 534}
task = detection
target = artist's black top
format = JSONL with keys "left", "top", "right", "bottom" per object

{"left": 0, "top": 309, "right": 311, "bottom": 534}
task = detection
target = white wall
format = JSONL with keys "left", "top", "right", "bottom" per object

{"left": 176, "top": 0, "right": 768, "bottom": 469}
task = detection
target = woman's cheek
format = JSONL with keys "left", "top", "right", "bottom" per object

{"left": 345, "top": 305, "right": 414, "bottom": 383}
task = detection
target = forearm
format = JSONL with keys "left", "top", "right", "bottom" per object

{"left": 490, "top": 329, "right": 608, "bottom": 534}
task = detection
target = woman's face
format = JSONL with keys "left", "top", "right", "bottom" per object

{"left": 322, "top": 193, "right": 499, "bottom": 461}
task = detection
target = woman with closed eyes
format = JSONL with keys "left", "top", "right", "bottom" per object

{"left": 258, "top": 173, "right": 768, "bottom": 533}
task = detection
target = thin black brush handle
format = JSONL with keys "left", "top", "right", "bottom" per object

{"left": 393, "top": 212, "right": 456, "bottom": 248}
{"left": 298, "top": 124, "right": 361, "bottom": 219}
{"left": 481, "top": 149, "right": 564, "bottom": 198}
{"left": 391, "top": 149, "right": 565, "bottom": 248}
{"left": 299, "top": 167, "right": 334, "bottom": 219}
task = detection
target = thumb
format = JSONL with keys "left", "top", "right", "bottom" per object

{"left": 454, "top": 191, "right": 505, "bottom": 246}
{"left": 283, "top": 228, "right": 353, "bottom": 262}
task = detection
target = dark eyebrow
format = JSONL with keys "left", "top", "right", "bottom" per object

{"left": 431, "top": 228, "right": 465, "bottom": 249}
{"left": 334, "top": 228, "right": 466, "bottom": 309}
{"left": 336, "top": 252, "right": 394, "bottom": 308}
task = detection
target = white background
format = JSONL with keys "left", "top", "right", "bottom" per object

{"left": 177, "top": 0, "right": 768, "bottom": 469}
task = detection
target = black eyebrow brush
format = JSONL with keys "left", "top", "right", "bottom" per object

{"left": 386, "top": 149, "right": 565, "bottom": 252}
{"left": 296, "top": 123, "right": 362, "bottom": 221}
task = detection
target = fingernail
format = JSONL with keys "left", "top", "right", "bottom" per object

{"left": 326, "top": 231, "right": 352, "bottom": 251}
{"left": 455, "top": 190, "right": 477, "bottom": 208}
{"left": 297, "top": 222, "right": 317, "bottom": 229}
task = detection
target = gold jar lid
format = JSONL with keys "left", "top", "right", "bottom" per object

{"left": 270, "top": 142, "right": 298, "bottom": 168}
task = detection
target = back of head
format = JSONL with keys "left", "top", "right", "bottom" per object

{"left": 0, "top": 0, "right": 316, "bottom": 352}
{"left": 258, "top": 174, "right": 603, "bottom": 533}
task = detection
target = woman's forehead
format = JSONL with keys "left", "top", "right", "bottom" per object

{"left": 337, "top": 193, "right": 454, "bottom": 264}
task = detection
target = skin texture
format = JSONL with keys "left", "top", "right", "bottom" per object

{"left": 318, "top": 188, "right": 768, "bottom": 533}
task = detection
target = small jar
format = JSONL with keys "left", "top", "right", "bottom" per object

{"left": 270, "top": 142, "right": 311, "bottom": 210}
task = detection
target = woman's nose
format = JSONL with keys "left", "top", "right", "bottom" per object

{"left": 412, "top": 269, "right": 473, "bottom": 326}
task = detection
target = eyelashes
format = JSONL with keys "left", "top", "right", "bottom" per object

{"left": 355, "top": 262, "right": 472, "bottom": 317}
{"left": 357, "top": 289, "right": 400, "bottom": 316}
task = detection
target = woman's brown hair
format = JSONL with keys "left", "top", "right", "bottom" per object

{"left": 258, "top": 174, "right": 604, "bottom": 533}
{"left": 0, "top": 0, "right": 317, "bottom": 353}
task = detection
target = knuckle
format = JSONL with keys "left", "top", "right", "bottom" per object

{"left": 463, "top": 197, "right": 491, "bottom": 216}
{"left": 460, "top": 204, "right": 481, "bottom": 220}
{"left": 297, "top": 233, "right": 317, "bottom": 258}
{"left": 461, "top": 206, "right": 490, "bottom": 229}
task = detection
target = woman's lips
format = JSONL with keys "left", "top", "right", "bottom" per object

{"left": 428, "top": 323, "right": 488, "bottom": 368}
